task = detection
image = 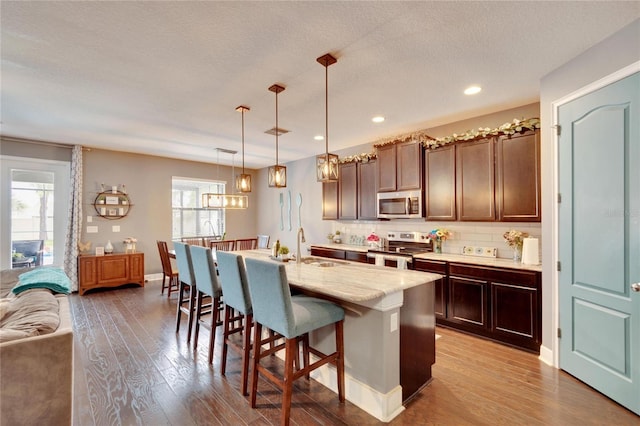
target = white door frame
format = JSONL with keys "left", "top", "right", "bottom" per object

{"left": 0, "top": 155, "right": 71, "bottom": 269}
{"left": 548, "top": 61, "right": 640, "bottom": 368}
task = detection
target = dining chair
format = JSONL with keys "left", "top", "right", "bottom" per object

{"left": 257, "top": 235, "right": 270, "bottom": 249}
{"left": 181, "top": 237, "right": 204, "bottom": 246}
{"left": 244, "top": 257, "right": 345, "bottom": 425}
{"left": 156, "top": 240, "right": 179, "bottom": 297}
{"left": 203, "top": 236, "right": 222, "bottom": 247}
{"left": 234, "top": 238, "right": 258, "bottom": 251}
{"left": 173, "top": 242, "right": 198, "bottom": 343}
{"left": 210, "top": 240, "right": 235, "bottom": 252}
{"left": 189, "top": 245, "right": 223, "bottom": 364}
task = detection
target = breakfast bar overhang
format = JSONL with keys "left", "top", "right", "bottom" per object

{"left": 240, "top": 250, "right": 441, "bottom": 422}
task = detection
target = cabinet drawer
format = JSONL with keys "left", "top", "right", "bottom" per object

{"left": 414, "top": 259, "right": 447, "bottom": 274}
{"left": 310, "top": 247, "right": 346, "bottom": 260}
{"left": 345, "top": 250, "right": 368, "bottom": 263}
{"left": 449, "top": 263, "right": 538, "bottom": 288}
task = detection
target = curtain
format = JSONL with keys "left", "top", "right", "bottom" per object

{"left": 63, "top": 145, "right": 82, "bottom": 292}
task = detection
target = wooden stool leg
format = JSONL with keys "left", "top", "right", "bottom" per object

{"left": 221, "top": 304, "right": 231, "bottom": 375}
{"left": 186, "top": 285, "right": 196, "bottom": 344}
{"left": 281, "top": 338, "right": 297, "bottom": 426}
{"left": 241, "top": 313, "right": 252, "bottom": 396}
{"left": 207, "top": 297, "right": 219, "bottom": 364}
{"left": 193, "top": 291, "right": 202, "bottom": 349}
{"left": 250, "top": 321, "right": 262, "bottom": 408}
{"left": 335, "top": 320, "right": 345, "bottom": 403}
{"left": 175, "top": 282, "right": 186, "bottom": 333}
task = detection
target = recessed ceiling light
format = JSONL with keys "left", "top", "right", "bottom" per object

{"left": 372, "top": 116, "right": 385, "bottom": 123}
{"left": 464, "top": 85, "right": 482, "bottom": 95}
{"left": 314, "top": 135, "right": 324, "bottom": 141}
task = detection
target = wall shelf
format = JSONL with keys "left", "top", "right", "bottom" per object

{"left": 93, "top": 190, "right": 132, "bottom": 219}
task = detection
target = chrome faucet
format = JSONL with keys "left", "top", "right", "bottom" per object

{"left": 296, "top": 227, "right": 306, "bottom": 264}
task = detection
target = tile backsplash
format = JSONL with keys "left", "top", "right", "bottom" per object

{"left": 331, "top": 220, "right": 541, "bottom": 260}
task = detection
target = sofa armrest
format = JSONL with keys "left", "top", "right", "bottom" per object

{"left": 0, "top": 295, "right": 73, "bottom": 425}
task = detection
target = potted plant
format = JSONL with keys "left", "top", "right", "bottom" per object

{"left": 279, "top": 245, "right": 290, "bottom": 260}
{"left": 333, "top": 230, "right": 342, "bottom": 244}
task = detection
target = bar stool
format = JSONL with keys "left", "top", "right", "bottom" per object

{"left": 244, "top": 257, "right": 345, "bottom": 426}
{"left": 216, "top": 251, "right": 254, "bottom": 395}
{"left": 173, "top": 242, "right": 197, "bottom": 343}
{"left": 190, "top": 245, "right": 223, "bottom": 364}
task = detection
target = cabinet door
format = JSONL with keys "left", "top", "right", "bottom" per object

{"left": 97, "top": 255, "right": 129, "bottom": 285}
{"left": 457, "top": 138, "right": 495, "bottom": 221}
{"left": 358, "top": 160, "right": 378, "bottom": 220}
{"left": 396, "top": 141, "right": 422, "bottom": 190}
{"left": 338, "top": 162, "right": 357, "bottom": 220}
{"left": 130, "top": 253, "right": 145, "bottom": 284}
{"left": 414, "top": 259, "right": 448, "bottom": 319}
{"left": 78, "top": 257, "right": 97, "bottom": 288}
{"left": 322, "top": 181, "right": 338, "bottom": 220}
{"left": 496, "top": 131, "right": 541, "bottom": 221}
{"left": 425, "top": 145, "right": 456, "bottom": 220}
{"left": 376, "top": 144, "right": 397, "bottom": 192}
{"left": 491, "top": 282, "right": 539, "bottom": 350}
{"left": 449, "top": 276, "right": 488, "bottom": 328}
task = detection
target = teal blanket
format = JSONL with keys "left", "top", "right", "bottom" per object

{"left": 13, "top": 267, "right": 71, "bottom": 295}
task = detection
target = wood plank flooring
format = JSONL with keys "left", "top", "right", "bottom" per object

{"left": 70, "top": 281, "right": 639, "bottom": 425}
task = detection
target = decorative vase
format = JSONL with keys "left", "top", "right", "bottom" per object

{"left": 434, "top": 239, "right": 442, "bottom": 254}
{"left": 513, "top": 245, "right": 522, "bottom": 262}
{"left": 105, "top": 240, "right": 114, "bottom": 254}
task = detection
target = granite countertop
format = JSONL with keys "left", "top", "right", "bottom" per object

{"left": 240, "top": 249, "right": 441, "bottom": 303}
{"left": 310, "top": 243, "right": 542, "bottom": 272}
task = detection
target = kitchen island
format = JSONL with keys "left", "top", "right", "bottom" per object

{"left": 239, "top": 249, "right": 441, "bottom": 422}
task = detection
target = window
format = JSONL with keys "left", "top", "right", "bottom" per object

{"left": 172, "top": 177, "right": 225, "bottom": 240}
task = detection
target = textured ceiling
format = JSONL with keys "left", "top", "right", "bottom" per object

{"left": 1, "top": 2, "right": 638, "bottom": 168}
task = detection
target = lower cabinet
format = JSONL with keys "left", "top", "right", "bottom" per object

{"left": 78, "top": 252, "right": 145, "bottom": 295}
{"left": 415, "top": 259, "right": 541, "bottom": 352}
{"left": 310, "top": 247, "right": 346, "bottom": 260}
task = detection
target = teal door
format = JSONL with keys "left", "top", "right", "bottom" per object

{"left": 558, "top": 72, "right": 639, "bottom": 415}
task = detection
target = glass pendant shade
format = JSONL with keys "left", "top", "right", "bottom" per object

{"left": 316, "top": 152, "right": 339, "bottom": 181}
{"left": 236, "top": 173, "right": 252, "bottom": 193}
{"left": 268, "top": 165, "right": 287, "bottom": 188}
{"left": 202, "top": 193, "right": 248, "bottom": 209}
{"left": 316, "top": 53, "right": 339, "bottom": 182}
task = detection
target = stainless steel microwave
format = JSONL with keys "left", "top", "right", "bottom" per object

{"left": 377, "top": 190, "right": 423, "bottom": 219}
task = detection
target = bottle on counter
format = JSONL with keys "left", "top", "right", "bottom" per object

{"left": 272, "top": 239, "right": 280, "bottom": 257}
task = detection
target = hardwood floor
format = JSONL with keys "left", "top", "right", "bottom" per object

{"left": 70, "top": 281, "right": 638, "bottom": 425}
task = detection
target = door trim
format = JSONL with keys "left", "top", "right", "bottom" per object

{"left": 546, "top": 61, "right": 640, "bottom": 368}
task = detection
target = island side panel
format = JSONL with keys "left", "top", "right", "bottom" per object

{"left": 400, "top": 281, "right": 436, "bottom": 402}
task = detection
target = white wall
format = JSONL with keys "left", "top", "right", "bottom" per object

{"left": 539, "top": 19, "right": 640, "bottom": 364}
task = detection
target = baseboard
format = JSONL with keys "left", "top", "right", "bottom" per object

{"left": 538, "top": 344, "right": 554, "bottom": 367}
{"left": 144, "top": 273, "right": 163, "bottom": 282}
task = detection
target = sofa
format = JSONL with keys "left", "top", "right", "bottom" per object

{"left": 0, "top": 267, "right": 73, "bottom": 425}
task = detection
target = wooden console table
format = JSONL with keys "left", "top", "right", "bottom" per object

{"left": 78, "top": 252, "right": 144, "bottom": 295}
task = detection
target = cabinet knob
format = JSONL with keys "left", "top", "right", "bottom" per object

{"left": 632, "top": 283, "right": 640, "bottom": 292}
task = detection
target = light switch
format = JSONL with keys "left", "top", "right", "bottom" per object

{"left": 87, "top": 216, "right": 92, "bottom": 223}
{"left": 87, "top": 226, "right": 98, "bottom": 234}
{"left": 390, "top": 312, "right": 398, "bottom": 332}
{"left": 112, "top": 225, "right": 120, "bottom": 232}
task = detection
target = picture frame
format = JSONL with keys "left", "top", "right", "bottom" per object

{"left": 105, "top": 196, "right": 119, "bottom": 205}
{"left": 95, "top": 246, "right": 105, "bottom": 256}
{"left": 107, "top": 208, "right": 117, "bottom": 216}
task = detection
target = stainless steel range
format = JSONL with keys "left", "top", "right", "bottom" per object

{"left": 366, "top": 231, "right": 432, "bottom": 269}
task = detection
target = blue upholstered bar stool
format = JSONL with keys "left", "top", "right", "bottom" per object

{"left": 216, "top": 251, "right": 254, "bottom": 395}
{"left": 190, "top": 245, "right": 223, "bottom": 364}
{"left": 244, "top": 257, "right": 345, "bottom": 426}
{"left": 173, "top": 242, "right": 197, "bottom": 343}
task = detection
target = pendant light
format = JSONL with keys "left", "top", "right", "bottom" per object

{"left": 267, "top": 84, "right": 287, "bottom": 188}
{"left": 235, "top": 105, "right": 252, "bottom": 193}
{"left": 202, "top": 148, "right": 249, "bottom": 209}
{"left": 316, "top": 53, "right": 339, "bottom": 182}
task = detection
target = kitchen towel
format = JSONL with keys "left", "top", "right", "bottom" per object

{"left": 396, "top": 258, "right": 408, "bottom": 270}
{"left": 375, "top": 254, "right": 385, "bottom": 267}
{"left": 522, "top": 237, "right": 539, "bottom": 265}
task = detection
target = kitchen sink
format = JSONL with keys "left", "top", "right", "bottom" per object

{"left": 299, "top": 257, "right": 347, "bottom": 267}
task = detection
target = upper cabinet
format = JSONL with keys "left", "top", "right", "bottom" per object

{"left": 377, "top": 141, "right": 422, "bottom": 192}
{"left": 457, "top": 137, "right": 496, "bottom": 221}
{"left": 425, "top": 145, "right": 456, "bottom": 221}
{"left": 496, "top": 131, "right": 541, "bottom": 221}
{"left": 337, "top": 160, "right": 377, "bottom": 220}
{"left": 424, "top": 129, "right": 540, "bottom": 223}
{"left": 322, "top": 181, "right": 338, "bottom": 220}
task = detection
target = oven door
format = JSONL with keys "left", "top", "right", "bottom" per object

{"left": 367, "top": 251, "right": 413, "bottom": 269}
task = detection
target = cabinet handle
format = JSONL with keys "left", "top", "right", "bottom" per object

{"left": 632, "top": 283, "right": 640, "bottom": 292}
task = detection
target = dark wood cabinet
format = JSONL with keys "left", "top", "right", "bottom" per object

{"left": 322, "top": 181, "right": 338, "bottom": 220}
{"left": 425, "top": 145, "right": 456, "bottom": 220}
{"left": 377, "top": 141, "right": 422, "bottom": 192}
{"left": 496, "top": 131, "right": 541, "bottom": 222}
{"left": 414, "top": 259, "right": 448, "bottom": 319}
{"left": 448, "top": 275, "right": 489, "bottom": 328}
{"left": 345, "top": 250, "right": 368, "bottom": 263}
{"left": 357, "top": 160, "right": 377, "bottom": 220}
{"left": 456, "top": 138, "right": 495, "bottom": 221}
{"left": 310, "top": 247, "right": 346, "bottom": 260}
{"left": 78, "top": 252, "right": 144, "bottom": 295}
{"left": 338, "top": 162, "right": 357, "bottom": 219}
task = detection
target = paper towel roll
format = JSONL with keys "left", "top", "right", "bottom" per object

{"left": 375, "top": 254, "right": 385, "bottom": 267}
{"left": 522, "top": 237, "right": 539, "bottom": 265}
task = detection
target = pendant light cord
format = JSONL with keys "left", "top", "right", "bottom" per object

{"left": 241, "top": 109, "right": 245, "bottom": 173}
{"left": 275, "top": 90, "right": 279, "bottom": 166}
{"left": 325, "top": 61, "right": 329, "bottom": 159}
